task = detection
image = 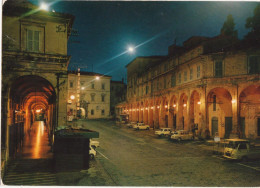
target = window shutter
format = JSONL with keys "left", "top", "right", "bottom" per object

{"left": 215, "top": 61, "right": 223, "bottom": 77}
{"left": 34, "top": 31, "right": 40, "bottom": 51}
{"left": 27, "top": 30, "right": 33, "bottom": 51}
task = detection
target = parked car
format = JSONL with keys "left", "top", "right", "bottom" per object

{"left": 170, "top": 130, "right": 194, "bottom": 141}
{"left": 155, "top": 128, "right": 172, "bottom": 137}
{"left": 133, "top": 123, "right": 150, "bottom": 130}
{"left": 223, "top": 139, "right": 260, "bottom": 161}
{"left": 126, "top": 121, "right": 137, "bottom": 128}
{"left": 89, "top": 145, "right": 96, "bottom": 160}
{"left": 90, "top": 139, "right": 99, "bottom": 149}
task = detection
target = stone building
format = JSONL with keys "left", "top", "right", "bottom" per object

{"left": 67, "top": 72, "right": 111, "bottom": 119}
{"left": 110, "top": 80, "right": 127, "bottom": 118}
{"left": 1, "top": 0, "right": 74, "bottom": 172}
{"left": 118, "top": 35, "right": 260, "bottom": 139}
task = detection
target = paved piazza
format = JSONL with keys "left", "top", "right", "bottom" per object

{"left": 75, "top": 120, "right": 260, "bottom": 186}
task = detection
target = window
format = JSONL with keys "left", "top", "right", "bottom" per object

{"left": 91, "top": 93, "right": 95, "bottom": 101}
{"left": 171, "top": 74, "right": 176, "bottom": 87}
{"left": 70, "top": 81, "right": 73, "bottom": 88}
{"left": 178, "top": 73, "right": 181, "bottom": 84}
{"left": 248, "top": 56, "right": 260, "bottom": 74}
{"left": 91, "top": 82, "right": 95, "bottom": 89}
{"left": 164, "top": 64, "right": 167, "bottom": 72}
{"left": 239, "top": 143, "right": 247, "bottom": 149}
{"left": 91, "top": 109, "right": 94, "bottom": 115}
{"left": 151, "top": 81, "right": 153, "bottom": 93}
{"left": 197, "top": 65, "right": 200, "bottom": 78}
{"left": 146, "top": 85, "right": 149, "bottom": 94}
{"left": 102, "top": 83, "right": 105, "bottom": 89}
{"left": 80, "top": 94, "right": 85, "bottom": 100}
{"left": 27, "top": 30, "right": 40, "bottom": 52}
{"left": 80, "top": 81, "right": 85, "bottom": 86}
{"left": 157, "top": 79, "right": 159, "bottom": 90}
{"left": 190, "top": 68, "right": 193, "bottom": 80}
{"left": 101, "top": 109, "right": 105, "bottom": 115}
{"left": 111, "top": 86, "right": 114, "bottom": 91}
{"left": 164, "top": 77, "right": 167, "bottom": 89}
{"left": 101, "top": 94, "right": 105, "bottom": 102}
{"left": 213, "top": 95, "right": 216, "bottom": 111}
{"left": 184, "top": 71, "right": 187, "bottom": 81}
{"left": 215, "top": 61, "right": 223, "bottom": 77}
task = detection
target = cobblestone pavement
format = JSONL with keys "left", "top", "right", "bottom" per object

{"left": 71, "top": 119, "right": 260, "bottom": 186}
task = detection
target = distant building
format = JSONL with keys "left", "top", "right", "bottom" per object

{"left": 67, "top": 72, "right": 111, "bottom": 119}
{"left": 110, "top": 80, "right": 127, "bottom": 118}
{"left": 118, "top": 35, "right": 260, "bottom": 139}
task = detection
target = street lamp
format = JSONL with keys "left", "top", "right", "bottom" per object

{"left": 96, "top": 76, "right": 100, "bottom": 80}
{"left": 70, "top": 95, "right": 75, "bottom": 100}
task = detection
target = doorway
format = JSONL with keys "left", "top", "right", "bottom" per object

{"left": 240, "top": 117, "right": 245, "bottom": 138}
{"left": 211, "top": 117, "right": 218, "bottom": 137}
{"left": 173, "top": 114, "right": 176, "bottom": 130}
{"left": 165, "top": 115, "right": 168, "bottom": 128}
{"left": 225, "top": 117, "right": 232, "bottom": 138}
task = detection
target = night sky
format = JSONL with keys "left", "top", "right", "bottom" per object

{"left": 29, "top": 1, "right": 259, "bottom": 81}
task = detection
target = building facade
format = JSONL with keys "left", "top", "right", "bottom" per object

{"left": 110, "top": 80, "right": 127, "bottom": 118}
{"left": 67, "top": 72, "right": 111, "bottom": 119}
{"left": 118, "top": 36, "right": 260, "bottom": 139}
{"left": 1, "top": 0, "right": 74, "bottom": 173}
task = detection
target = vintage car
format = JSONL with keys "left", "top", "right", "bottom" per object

{"left": 155, "top": 128, "right": 172, "bottom": 137}
{"left": 126, "top": 122, "right": 137, "bottom": 128}
{"left": 170, "top": 130, "right": 194, "bottom": 141}
{"left": 89, "top": 145, "right": 96, "bottom": 160}
{"left": 223, "top": 139, "right": 260, "bottom": 161}
{"left": 133, "top": 123, "right": 150, "bottom": 130}
{"left": 90, "top": 139, "right": 100, "bottom": 149}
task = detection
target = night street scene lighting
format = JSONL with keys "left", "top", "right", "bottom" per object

{"left": 2, "top": 0, "right": 260, "bottom": 187}
{"left": 39, "top": 2, "right": 49, "bottom": 11}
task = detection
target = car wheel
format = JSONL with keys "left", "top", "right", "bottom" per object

{"left": 89, "top": 154, "right": 94, "bottom": 160}
{"left": 146, "top": 127, "right": 149, "bottom": 130}
{"left": 137, "top": 127, "right": 139, "bottom": 130}
{"left": 178, "top": 137, "right": 182, "bottom": 142}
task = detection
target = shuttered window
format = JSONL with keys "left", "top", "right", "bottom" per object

{"left": 27, "top": 30, "right": 40, "bottom": 52}
{"left": 249, "top": 56, "right": 260, "bottom": 74}
{"left": 171, "top": 74, "right": 176, "bottom": 87}
{"left": 215, "top": 61, "right": 223, "bottom": 77}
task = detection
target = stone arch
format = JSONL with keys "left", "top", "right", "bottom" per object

{"left": 160, "top": 97, "right": 169, "bottom": 128}
{"left": 169, "top": 95, "right": 177, "bottom": 130}
{"left": 7, "top": 75, "right": 56, "bottom": 158}
{"left": 148, "top": 100, "right": 154, "bottom": 127}
{"left": 154, "top": 98, "right": 161, "bottom": 129}
{"left": 136, "top": 102, "right": 140, "bottom": 122}
{"left": 143, "top": 100, "right": 149, "bottom": 124}
{"left": 239, "top": 84, "right": 260, "bottom": 139}
{"left": 189, "top": 90, "right": 201, "bottom": 131}
{"left": 178, "top": 93, "right": 188, "bottom": 130}
{"left": 207, "top": 87, "right": 232, "bottom": 138}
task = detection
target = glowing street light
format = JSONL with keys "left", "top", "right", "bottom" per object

{"left": 39, "top": 2, "right": 49, "bottom": 11}
{"left": 96, "top": 76, "right": 100, "bottom": 80}
{"left": 70, "top": 95, "right": 75, "bottom": 100}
